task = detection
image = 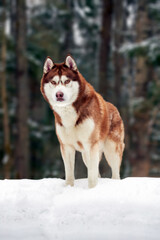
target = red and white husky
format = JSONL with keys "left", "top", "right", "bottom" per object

{"left": 41, "top": 55, "right": 125, "bottom": 188}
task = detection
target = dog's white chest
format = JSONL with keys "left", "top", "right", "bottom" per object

{"left": 55, "top": 106, "right": 95, "bottom": 151}
{"left": 54, "top": 105, "right": 77, "bottom": 127}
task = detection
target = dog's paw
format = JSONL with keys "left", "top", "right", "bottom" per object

{"left": 65, "top": 180, "right": 74, "bottom": 187}
{"left": 88, "top": 179, "right": 97, "bottom": 188}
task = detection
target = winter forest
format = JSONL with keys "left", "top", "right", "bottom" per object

{"left": 0, "top": 0, "right": 160, "bottom": 180}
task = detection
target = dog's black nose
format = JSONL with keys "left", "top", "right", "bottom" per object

{"left": 56, "top": 91, "right": 64, "bottom": 100}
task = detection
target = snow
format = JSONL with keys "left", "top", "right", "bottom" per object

{"left": 0, "top": 178, "right": 160, "bottom": 240}
{"left": 120, "top": 36, "right": 160, "bottom": 62}
{"left": 27, "top": 0, "right": 44, "bottom": 8}
{"left": 120, "top": 40, "right": 150, "bottom": 53}
{"left": 73, "top": 22, "right": 84, "bottom": 46}
{"left": 126, "top": 5, "right": 136, "bottom": 29}
{"left": 28, "top": 119, "right": 39, "bottom": 128}
{"left": 2, "top": 154, "right": 9, "bottom": 165}
{"left": 149, "top": 2, "right": 160, "bottom": 10}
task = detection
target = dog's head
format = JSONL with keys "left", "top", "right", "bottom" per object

{"left": 41, "top": 55, "right": 80, "bottom": 108}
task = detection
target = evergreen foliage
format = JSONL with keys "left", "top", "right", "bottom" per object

{"left": 0, "top": 0, "right": 160, "bottom": 179}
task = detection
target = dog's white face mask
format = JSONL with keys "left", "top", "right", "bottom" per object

{"left": 44, "top": 75, "right": 79, "bottom": 107}
{"left": 42, "top": 56, "right": 79, "bottom": 108}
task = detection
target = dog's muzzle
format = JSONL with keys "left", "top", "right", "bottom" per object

{"left": 56, "top": 91, "right": 64, "bottom": 102}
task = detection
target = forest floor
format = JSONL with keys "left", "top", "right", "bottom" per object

{"left": 0, "top": 177, "right": 160, "bottom": 240}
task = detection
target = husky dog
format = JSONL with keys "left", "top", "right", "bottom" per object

{"left": 41, "top": 55, "right": 125, "bottom": 188}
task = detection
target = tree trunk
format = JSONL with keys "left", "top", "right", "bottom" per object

{"left": 15, "top": 0, "right": 30, "bottom": 178}
{"left": 113, "top": 0, "right": 124, "bottom": 108}
{"left": 0, "top": 0, "right": 12, "bottom": 179}
{"left": 99, "top": 0, "right": 113, "bottom": 100}
{"left": 62, "top": 0, "right": 74, "bottom": 58}
{"left": 10, "top": 0, "right": 16, "bottom": 40}
{"left": 131, "top": 0, "right": 152, "bottom": 177}
{"left": 98, "top": 0, "right": 113, "bottom": 177}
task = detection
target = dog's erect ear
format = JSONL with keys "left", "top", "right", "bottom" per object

{"left": 43, "top": 57, "right": 54, "bottom": 74}
{"left": 65, "top": 55, "right": 77, "bottom": 71}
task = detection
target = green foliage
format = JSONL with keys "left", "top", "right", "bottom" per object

{"left": 128, "top": 46, "right": 148, "bottom": 58}
{"left": 123, "top": 38, "right": 160, "bottom": 67}
{"left": 1, "top": 0, "right": 160, "bottom": 179}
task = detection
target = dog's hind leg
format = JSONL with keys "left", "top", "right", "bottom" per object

{"left": 60, "top": 144, "right": 75, "bottom": 186}
{"left": 103, "top": 139, "right": 123, "bottom": 179}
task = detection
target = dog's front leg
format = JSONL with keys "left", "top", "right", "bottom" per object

{"left": 60, "top": 144, "right": 75, "bottom": 186}
{"left": 86, "top": 144, "right": 99, "bottom": 188}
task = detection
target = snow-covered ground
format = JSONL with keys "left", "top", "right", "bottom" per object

{"left": 0, "top": 177, "right": 160, "bottom": 240}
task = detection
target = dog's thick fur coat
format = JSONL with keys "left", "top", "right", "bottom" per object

{"left": 41, "top": 55, "right": 125, "bottom": 188}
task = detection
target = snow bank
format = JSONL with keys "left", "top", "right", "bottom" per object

{"left": 0, "top": 178, "right": 160, "bottom": 240}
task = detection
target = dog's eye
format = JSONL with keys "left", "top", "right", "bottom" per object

{"left": 51, "top": 80, "right": 56, "bottom": 85}
{"left": 64, "top": 80, "right": 70, "bottom": 85}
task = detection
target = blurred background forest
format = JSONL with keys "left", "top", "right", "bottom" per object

{"left": 0, "top": 0, "right": 160, "bottom": 179}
